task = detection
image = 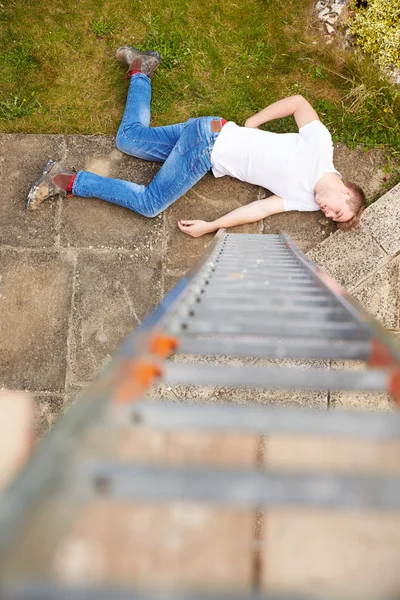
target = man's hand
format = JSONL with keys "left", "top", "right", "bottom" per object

{"left": 178, "top": 196, "right": 285, "bottom": 239}
{"left": 178, "top": 220, "right": 212, "bottom": 238}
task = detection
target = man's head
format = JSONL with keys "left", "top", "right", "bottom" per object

{"left": 314, "top": 175, "right": 366, "bottom": 230}
{"left": 336, "top": 181, "right": 366, "bottom": 231}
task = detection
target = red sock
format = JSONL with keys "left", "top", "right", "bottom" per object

{"left": 124, "top": 70, "right": 142, "bottom": 79}
{"left": 66, "top": 174, "right": 76, "bottom": 195}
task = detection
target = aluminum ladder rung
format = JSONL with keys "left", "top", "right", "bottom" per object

{"left": 163, "top": 363, "right": 387, "bottom": 391}
{"left": 128, "top": 402, "right": 400, "bottom": 440}
{"left": 179, "top": 306, "right": 350, "bottom": 322}
{"left": 209, "top": 271, "right": 314, "bottom": 279}
{"left": 171, "top": 319, "right": 370, "bottom": 339}
{"left": 203, "top": 281, "right": 322, "bottom": 292}
{"left": 178, "top": 337, "right": 371, "bottom": 360}
{"left": 88, "top": 463, "right": 400, "bottom": 510}
{"left": 190, "top": 293, "right": 334, "bottom": 306}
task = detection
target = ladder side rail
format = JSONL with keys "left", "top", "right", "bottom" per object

{"left": 118, "top": 228, "right": 226, "bottom": 357}
{"left": 281, "top": 231, "right": 400, "bottom": 367}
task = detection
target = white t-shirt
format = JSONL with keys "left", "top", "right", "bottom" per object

{"left": 210, "top": 120, "right": 341, "bottom": 212}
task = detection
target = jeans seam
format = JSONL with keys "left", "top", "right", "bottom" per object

{"left": 151, "top": 151, "right": 209, "bottom": 209}
{"left": 76, "top": 186, "right": 130, "bottom": 209}
{"left": 117, "top": 128, "right": 175, "bottom": 148}
{"left": 121, "top": 74, "right": 149, "bottom": 130}
{"left": 176, "top": 119, "right": 203, "bottom": 156}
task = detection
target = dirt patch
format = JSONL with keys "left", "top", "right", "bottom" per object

{"left": 333, "top": 143, "right": 395, "bottom": 203}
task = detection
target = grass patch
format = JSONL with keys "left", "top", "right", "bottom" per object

{"left": 0, "top": 93, "right": 42, "bottom": 120}
{"left": 0, "top": 0, "right": 398, "bottom": 158}
{"left": 90, "top": 18, "right": 118, "bottom": 38}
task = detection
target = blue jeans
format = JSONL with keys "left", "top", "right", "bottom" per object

{"left": 72, "top": 73, "right": 223, "bottom": 217}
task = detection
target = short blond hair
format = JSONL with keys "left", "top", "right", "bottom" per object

{"left": 337, "top": 181, "right": 366, "bottom": 231}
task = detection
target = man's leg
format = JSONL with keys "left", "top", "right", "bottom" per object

{"left": 116, "top": 73, "right": 186, "bottom": 162}
{"left": 72, "top": 117, "right": 217, "bottom": 217}
{"left": 115, "top": 46, "right": 186, "bottom": 162}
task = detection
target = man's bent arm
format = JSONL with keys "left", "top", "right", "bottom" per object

{"left": 178, "top": 196, "right": 285, "bottom": 238}
{"left": 245, "top": 95, "right": 319, "bottom": 129}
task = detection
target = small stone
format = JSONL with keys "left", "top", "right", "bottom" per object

{"left": 318, "top": 7, "right": 330, "bottom": 18}
{"left": 315, "top": 0, "right": 328, "bottom": 9}
{"left": 326, "top": 14, "right": 338, "bottom": 24}
{"left": 331, "top": 3, "right": 344, "bottom": 14}
{"left": 326, "top": 24, "right": 335, "bottom": 34}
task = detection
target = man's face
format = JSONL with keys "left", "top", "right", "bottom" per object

{"left": 317, "top": 190, "right": 354, "bottom": 223}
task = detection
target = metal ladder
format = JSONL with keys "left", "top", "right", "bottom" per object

{"left": 1, "top": 231, "right": 400, "bottom": 599}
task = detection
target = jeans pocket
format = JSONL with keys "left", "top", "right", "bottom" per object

{"left": 176, "top": 118, "right": 204, "bottom": 156}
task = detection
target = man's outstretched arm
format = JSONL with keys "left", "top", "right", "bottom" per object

{"left": 245, "top": 95, "right": 319, "bottom": 129}
{"left": 178, "top": 195, "right": 285, "bottom": 238}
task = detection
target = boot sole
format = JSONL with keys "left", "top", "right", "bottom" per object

{"left": 26, "top": 159, "right": 56, "bottom": 210}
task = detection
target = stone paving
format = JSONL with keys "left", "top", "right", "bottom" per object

{"left": 0, "top": 134, "right": 397, "bottom": 434}
{"left": 308, "top": 182, "right": 400, "bottom": 412}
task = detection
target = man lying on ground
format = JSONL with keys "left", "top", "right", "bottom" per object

{"left": 26, "top": 46, "right": 366, "bottom": 236}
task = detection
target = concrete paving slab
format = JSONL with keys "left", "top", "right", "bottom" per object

{"left": 361, "top": 183, "right": 400, "bottom": 255}
{"left": 307, "top": 224, "right": 388, "bottom": 289}
{"left": 61, "top": 135, "right": 163, "bottom": 251}
{"left": 164, "top": 179, "right": 263, "bottom": 273}
{"left": 34, "top": 393, "right": 68, "bottom": 437}
{"left": 0, "top": 248, "right": 74, "bottom": 391}
{"left": 164, "top": 273, "right": 182, "bottom": 295}
{"left": 351, "top": 256, "right": 400, "bottom": 329}
{"left": 1, "top": 134, "right": 64, "bottom": 248}
{"left": 263, "top": 211, "right": 332, "bottom": 252}
{"left": 329, "top": 361, "right": 393, "bottom": 411}
{"left": 69, "top": 250, "right": 162, "bottom": 384}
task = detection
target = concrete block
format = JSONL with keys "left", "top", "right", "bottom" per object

{"left": 0, "top": 134, "right": 64, "bottom": 248}
{"left": 307, "top": 224, "right": 388, "bottom": 289}
{"left": 351, "top": 256, "right": 400, "bottom": 328}
{"left": 262, "top": 510, "right": 400, "bottom": 596}
{"left": 55, "top": 501, "right": 254, "bottom": 589}
{"left": 362, "top": 182, "right": 400, "bottom": 255}
{"left": 0, "top": 248, "right": 74, "bottom": 391}
{"left": 61, "top": 136, "right": 163, "bottom": 251}
{"left": 69, "top": 251, "right": 162, "bottom": 383}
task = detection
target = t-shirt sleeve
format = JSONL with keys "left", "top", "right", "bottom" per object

{"left": 298, "top": 120, "right": 332, "bottom": 149}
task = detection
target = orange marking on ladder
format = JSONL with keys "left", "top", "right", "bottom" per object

{"left": 369, "top": 338, "right": 398, "bottom": 368}
{"left": 114, "top": 360, "right": 162, "bottom": 405}
{"left": 388, "top": 369, "right": 400, "bottom": 406}
{"left": 149, "top": 334, "right": 178, "bottom": 358}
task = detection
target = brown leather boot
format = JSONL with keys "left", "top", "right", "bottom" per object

{"left": 115, "top": 46, "right": 162, "bottom": 77}
{"left": 26, "top": 160, "right": 76, "bottom": 210}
